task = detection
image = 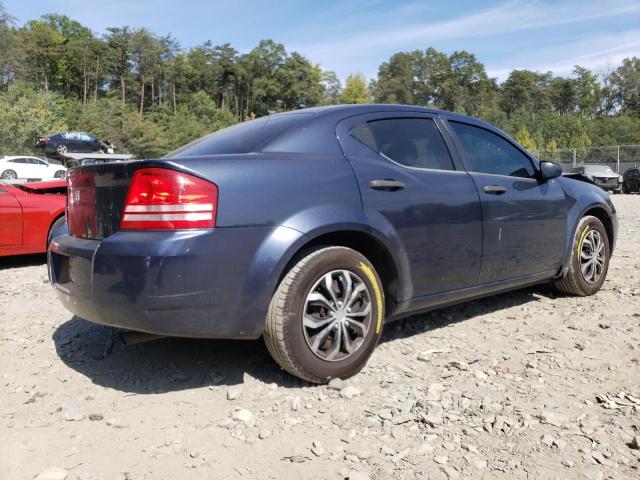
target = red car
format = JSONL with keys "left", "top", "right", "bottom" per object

{"left": 0, "top": 179, "right": 66, "bottom": 256}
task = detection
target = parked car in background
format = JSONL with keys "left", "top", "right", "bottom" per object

{"left": 571, "top": 165, "right": 622, "bottom": 193}
{"left": 0, "top": 179, "right": 66, "bottom": 256}
{"left": 622, "top": 167, "right": 640, "bottom": 193}
{"left": 0, "top": 156, "right": 67, "bottom": 180}
{"left": 49, "top": 105, "right": 617, "bottom": 383}
{"left": 36, "top": 131, "right": 107, "bottom": 157}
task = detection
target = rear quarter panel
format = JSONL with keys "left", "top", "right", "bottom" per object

{"left": 165, "top": 153, "right": 365, "bottom": 230}
{"left": 160, "top": 153, "right": 401, "bottom": 329}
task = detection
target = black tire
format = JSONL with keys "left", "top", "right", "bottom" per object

{"left": 554, "top": 215, "right": 610, "bottom": 296}
{"left": 56, "top": 144, "right": 68, "bottom": 156}
{"left": 1, "top": 169, "right": 17, "bottom": 180}
{"left": 622, "top": 183, "right": 629, "bottom": 194}
{"left": 264, "top": 246, "right": 385, "bottom": 383}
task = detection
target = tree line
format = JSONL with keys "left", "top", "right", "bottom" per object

{"left": 0, "top": 3, "right": 638, "bottom": 158}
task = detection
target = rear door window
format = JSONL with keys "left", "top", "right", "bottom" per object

{"left": 450, "top": 122, "right": 535, "bottom": 178}
{"left": 350, "top": 118, "right": 454, "bottom": 171}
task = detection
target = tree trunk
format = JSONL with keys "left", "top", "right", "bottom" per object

{"left": 93, "top": 56, "right": 100, "bottom": 102}
{"left": 139, "top": 74, "right": 145, "bottom": 116}
{"left": 151, "top": 76, "right": 155, "bottom": 107}
{"left": 83, "top": 66, "right": 88, "bottom": 104}
{"left": 120, "top": 75, "right": 125, "bottom": 105}
{"left": 172, "top": 81, "right": 177, "bottom": 114}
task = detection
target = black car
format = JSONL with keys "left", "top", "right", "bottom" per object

{"left": 571, "top": 165, "right": 622, "bottom": 193}
{"left": 622, "top": 167, "right": 640, "bottom": 193}
{"left": 36, "top": 131, "right": 105, "bottom": 157}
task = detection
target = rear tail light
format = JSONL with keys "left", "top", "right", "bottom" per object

{"left": 121, "top": 168, "right": 218, "bottom": 230}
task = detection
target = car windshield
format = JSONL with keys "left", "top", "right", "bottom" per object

{"left": 166, "top": 113, "right": 313, "bottom": 157}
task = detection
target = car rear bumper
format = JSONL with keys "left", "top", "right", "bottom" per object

{"left": 48, "top": 226, "right": 304, "bottom": 339}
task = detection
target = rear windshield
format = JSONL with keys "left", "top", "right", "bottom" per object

{"left": 167, "top": 113, "right": 314, "bottom": 157}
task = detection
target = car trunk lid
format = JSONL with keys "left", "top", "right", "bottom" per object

{"left": 67, "top": 162, "right": 143, "bottom": 239}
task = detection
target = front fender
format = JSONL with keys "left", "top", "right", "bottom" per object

{"left": 557, "top": 177, "right": 617, "bottom": 277}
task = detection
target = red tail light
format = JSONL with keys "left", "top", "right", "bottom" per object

{"left": 121, "top": 168, "right": 218, "bottom": 230}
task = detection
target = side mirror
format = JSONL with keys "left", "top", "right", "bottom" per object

{"left": 539, "top": 161, "right": 562, "bottom": 180}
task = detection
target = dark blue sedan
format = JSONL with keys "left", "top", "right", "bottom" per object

{"left": 49, "top": 105, "right": 617, "bottom": 383}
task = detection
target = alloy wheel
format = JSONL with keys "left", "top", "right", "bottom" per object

{"left": 302, "top": 269, "right": 372, "bottom": 362}
{"left": 580, "top": 229, "right": 606, "bottom": 284}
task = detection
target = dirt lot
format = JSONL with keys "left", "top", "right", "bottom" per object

{"left": 1, "top": 195, "right": 639, "bottom": 480}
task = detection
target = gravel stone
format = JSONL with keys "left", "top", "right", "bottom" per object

{"left": 339, "top": 386, "right": 360, "bottom": 399}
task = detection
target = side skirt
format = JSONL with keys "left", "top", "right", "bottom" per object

{"left": 387, "top": 270, "right": 556, "bottom": 321}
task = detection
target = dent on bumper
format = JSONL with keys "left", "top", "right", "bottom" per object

{"left": 49, "top": 226, "right": 304, "bottom": 339}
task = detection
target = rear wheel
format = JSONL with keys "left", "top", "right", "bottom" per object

{"left": 264, "top": 246, "right": 384, "bottom": 383}
{"left": 56, "top": 144, "right": 68, "bottom": 156}
{"left": 1, "top": 169, "right": 17, "bottom": 180}
{"left": 622, "top": 183, "right": 629, "bottom": 194}
{"left": 554, "top": 215, "right": 610, "bottom": 296}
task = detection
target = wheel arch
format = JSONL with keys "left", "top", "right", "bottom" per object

{"left": 46, "top": 212, "right": 66, "bottom": 250}
{"left": 558, "top": 201, "right": 616, "bottom": 278}
{"left": 277, "top": 228, "right": 402, "bottom": 313}
{"left": 583, "top": 205, "right": 614, "bottom": 249}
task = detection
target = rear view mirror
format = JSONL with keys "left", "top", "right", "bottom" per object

{"left": 539, "top": 161, "right": 562, "bottom": 180}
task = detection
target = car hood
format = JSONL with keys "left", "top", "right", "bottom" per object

{"left": 15, "top": 179, "right": 67, "bottom": 193}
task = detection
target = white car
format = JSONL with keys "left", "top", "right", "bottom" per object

{"left": 0, "top": 156, "right": 67, "bottom": 180}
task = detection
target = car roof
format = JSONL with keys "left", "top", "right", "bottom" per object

{"left": 279, "top": 104, "right": 521, "bottom": 150}
{"left": 278, "top": 103, "right": 474, "bottom": 120}
{"left": 282, "top": 104, "right": 510, "bottom": 135}
{"left": 0, "top": 155, "right": 48, "bottom": 160}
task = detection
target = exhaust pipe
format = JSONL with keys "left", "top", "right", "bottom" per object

{"left": 119, "top": 331, "right": 165, "bottom": 346}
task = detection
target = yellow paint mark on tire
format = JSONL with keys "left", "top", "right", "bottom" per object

{"left": 577, "top": 225, "right": 590, "bottom": 262}
{"left": 359, "top": 261, "right": 384, "bottom": 334}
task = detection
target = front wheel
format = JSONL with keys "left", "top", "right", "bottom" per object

{"left": 554, "top": 215, "right": 610, "bottom": 296}
{"left": 264, "top": 246, "right": 384, "bottom": 383}
{"left": 53, "top": 170, "right": 66, "bottom": 178}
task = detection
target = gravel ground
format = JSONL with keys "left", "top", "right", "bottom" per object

{"left": 1, "top": 195, "right": 639, "bottom": 480}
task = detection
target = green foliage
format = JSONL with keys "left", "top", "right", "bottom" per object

{"left": 610, "top": 58, "right": 640, "bottom": 116}
{"left": 514, "top": 127, "right": 536, "bottom": 151}
{"left": 0, "top": 1, "right": 637, "bottom": 159}
{"left": 0, "top": 81, "right": 68, "bottom": 152}
{"left": 341, "top": 74, "right": 369, "bottom": 104}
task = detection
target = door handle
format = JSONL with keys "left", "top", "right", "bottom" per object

{"left": 369, "top": 179, "right": 405, "bottom": 191}
{"left": 483, "top": 185, "right": 507, "bottom": 195}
